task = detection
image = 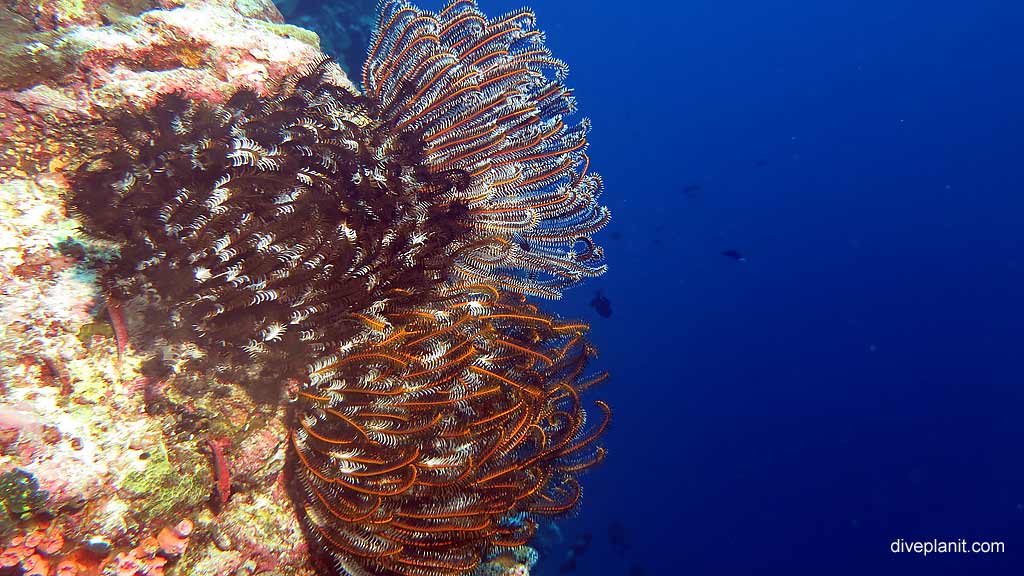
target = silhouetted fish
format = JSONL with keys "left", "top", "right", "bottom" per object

{"left": 589, "top": 290, "right": 612, "bottom": 318}
{"left": 559, "top": 532, "right": 593, "bottom": 573}
{"left": 576, "top": 532, "right": 593, "bottom": 551}
{"left": 608, "top": 520, "right": 630, "bottom": 555}
{"left": 652, "top": 223, "right": 666, "bottom": 246}
{"left": 721, "top": 249, "right": 746, "bottom": 262}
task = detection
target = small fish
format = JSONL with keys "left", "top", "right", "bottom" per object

{"left": 513, "top": 233, "right": 531, "bottom": 252}
{"left": 589, "top": 290, "right": 612, "bottom": 318}
{"left": 107, "top": 297, "right": 129, "bottom": 367}
{"left": 721, "top": 249, "right": 746, "bottom": 262}
{"left": 651, "top": 223, "right": 666, "bottom": 246}
{"left": 206, "top": 437, "right": 232, "bottom": 511}
{"left": 608, "top": 520, "right": 630, "bottom": 555}
{"left": 559, "top": 532, "right": 592, "bottom": 573}
{"left": 574, "top": 532, "right": 593, "bottom": 553}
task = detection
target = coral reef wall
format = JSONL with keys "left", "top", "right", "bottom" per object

{"left": 1, "top": 1, "right": 608, "bottom": 575}
{"left": 0, "top": 1, "right": 331, "bottom": 574}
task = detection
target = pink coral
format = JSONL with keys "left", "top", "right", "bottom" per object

{"left": 37, "top": 529, "right": 64, "bottom": 554}
{"left": 0, "top": 547, "right": 25, "bottom": 567}
{"left": 56, "top": 558, "right": 82, "bottom": 576}
{"left": 173, "top": 519, "right": 194, "bottom": 538}
{"left": 0, "top": 525, "right": 66, "bottom": 574}
{"left": 156, "top": 518, "right": 193, "bottom": 556}
{"left": 0, "top": 522, "right": 190, "bottom": 576}
{"left": 109, "top": 546, "right": 169, "bottom": 576}
{"left": 21, "top": 552, "right": 49, "bottom": 576}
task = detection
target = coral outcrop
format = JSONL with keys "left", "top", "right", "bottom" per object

{"left": 0, "top": 0, "right": 335, "bottom": 574}
{"left": 0, "top": 0, "right": 325, "bottom": 178}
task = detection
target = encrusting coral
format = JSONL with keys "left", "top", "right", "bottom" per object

{"left": 0, "top": 516, "right": 194, "bottom": 576}
{"left": 2, "top": 0, "right": 610, "bottom": 575}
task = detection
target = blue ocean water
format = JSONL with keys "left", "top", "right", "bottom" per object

{"left": 300, "top": 1, "right": 1024, "bottom": 574}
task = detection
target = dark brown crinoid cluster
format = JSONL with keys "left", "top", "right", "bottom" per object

{"left": 70, "top": 1, "right": 610, "bottom": 575}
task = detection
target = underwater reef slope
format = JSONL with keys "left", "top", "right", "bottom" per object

{"left": 1, "top": 3, "right": 332, "bottom": 575}
{"left": 2, "top": 1, "right": 609, "bottom": 575}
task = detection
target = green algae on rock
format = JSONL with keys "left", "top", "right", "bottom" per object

{"left": 120, "top": 443, "right": 210, "bottom": 526}
{"left": 0, "top": 469, "right": 50, "bottom": 538}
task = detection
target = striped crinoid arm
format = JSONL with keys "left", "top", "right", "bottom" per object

{"left": 363, "top": 0, "right": 610, "bottom": 298}
{"left": 293, "top": 288, "right": 609, "bottom": 576}
{"left": 68, "top": 66, "right": 371, "bottom": 372}
{"left": 69, "top": 57, "right": 480, "bottom": 377}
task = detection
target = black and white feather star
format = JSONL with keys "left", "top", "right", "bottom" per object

{"left": 71, "top": 56, "right": 472, "bottom": 378}
{"left": 70, "top": 1, "right": 612, "bottom": 575}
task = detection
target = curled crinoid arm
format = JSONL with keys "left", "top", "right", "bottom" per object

{"left": 293, "top": 290, "right": 609, "bottom": 576}
{"left": 68, "top": 55, "right": 464, "bottom": 377}
{"left": 365, "top": 0, "right": 611, "bottom": 299}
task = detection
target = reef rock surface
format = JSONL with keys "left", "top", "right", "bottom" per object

{"left": 0, "top": 1, "right": 338, "bottom": 574}
{"left": 0, "top": 0, "right": 329, "bottom": 177}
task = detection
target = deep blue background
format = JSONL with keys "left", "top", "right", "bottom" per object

{"left": 302, "top": 1, "right": 1024, "bottom": 574}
